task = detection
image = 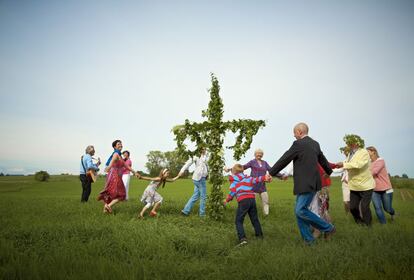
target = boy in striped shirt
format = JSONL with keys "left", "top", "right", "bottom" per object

{"left": 223, "top": 164, "right": 272, "bottom": 245}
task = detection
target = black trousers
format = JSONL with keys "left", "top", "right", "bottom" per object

{"left": 350, "top": 189, "right": 373, "bottom": 226}
{"left": 79, "top": 174, "right": 92, "bottom": 202}
{"left": 235, "top": 198, "right": 263, "bottom": 240}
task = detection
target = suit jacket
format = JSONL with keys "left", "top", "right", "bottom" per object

{"left": 269, "top": 136, "right": 332, "bottom": 195}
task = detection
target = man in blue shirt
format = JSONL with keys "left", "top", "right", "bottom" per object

{"left": 80, "top": 145, "right": 101, "bottom": 202}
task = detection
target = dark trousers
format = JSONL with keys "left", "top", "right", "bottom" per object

{"left": 79, "top": 174, "right": 92, "bottom": 202}
{"left": 235, "top": 198, "right": 263, "bottom": 240}
{"left": 350, "top": 189, "right": 373, "bottom": 226}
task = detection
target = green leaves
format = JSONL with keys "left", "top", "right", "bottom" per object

{"left": 340, "top": 134, "right": 365, "bottom": 152}
{"left": 172, "top": 74, "right": 265, "bottom": 220}
{"left": 225, "top": 119, "right": 266, "bottom": 161}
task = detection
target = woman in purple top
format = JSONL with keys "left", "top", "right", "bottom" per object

{"left": 243, "top": 149, "right": 285, "bottom": 216}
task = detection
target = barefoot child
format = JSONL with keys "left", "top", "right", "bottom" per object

{"left": 223, "top": 164, "right": 272, "bottom": 246}
{"left": 137, "top": 169, "right": 178, "bottom": 218}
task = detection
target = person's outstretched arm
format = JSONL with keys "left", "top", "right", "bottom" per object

{"left": 122, "top": 159, "right": 135, "bottom": 173}
{"left": 269, "top": 141, "right": 299, "bottom": 176}
{"left": 177, "top": 157, "right": 193, "bottom": 177}
{"left": 265, "top": 161, "right": 286, "bottom": 180}
{"left": 166, "top": 175, "right": 180, "bottom": 182}
{"left": 138, "top": 175, "right": 161, "bottom": 182}
{"left": 343, "top": 151, "right": 370, "bottom": 170}
{"left": 243, "top": 160, "right": 253, "bottom": 171}
{"left": 318, "top": 150, "right": 333, "bottom": 176}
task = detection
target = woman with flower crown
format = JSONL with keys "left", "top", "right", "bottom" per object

{"left": 336, "top": 135, "right": 375, "bottom": 226}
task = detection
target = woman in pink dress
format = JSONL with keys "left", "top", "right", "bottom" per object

{"left": 98, "top": 140, "right": 136, "bottom": 213}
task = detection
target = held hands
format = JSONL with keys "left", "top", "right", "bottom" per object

{"left": 264, "top": 174, "right": 273, "bottom": 182}
{"left": 104, "top": 166, "right": 110, "bottom": 173}
{"left": 135, "top": 172, "right": 142, "bottom": 179}
{"left": 335, "top": 162, "right": 344, "bottom": 168}
{"left": 172, "top": 175, "right": 179, "bottom": 181}
{"left": 223, "top": 167, "right": 231, "bottom": 173}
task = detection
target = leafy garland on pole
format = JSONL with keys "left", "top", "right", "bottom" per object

{"left": 172, "top": 74, "right": 266, "bottom": 220}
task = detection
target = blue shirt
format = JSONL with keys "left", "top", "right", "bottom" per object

{"left": 80, "top": 154, "right": 99, "bottom": 175}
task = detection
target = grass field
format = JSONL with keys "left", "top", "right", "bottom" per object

{"left": 0, "top": 175, "right": 413, "bottom": 280}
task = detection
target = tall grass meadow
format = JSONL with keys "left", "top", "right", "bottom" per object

{"left": 0, "top": 175, "right": 413, "bottom": 279}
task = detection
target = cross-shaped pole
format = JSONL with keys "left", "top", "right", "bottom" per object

{"left": 173, "top": 74, "right": 266, "bottom": 220}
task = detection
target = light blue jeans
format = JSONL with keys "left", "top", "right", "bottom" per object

{"left": 182, "top": 178, "right": 207, "bottom": 216}
{"left": 372, "top": 191, "right": 395, "bottom": 224}
{"left": 295, "top": 192, "right": 334, "bottom": 243}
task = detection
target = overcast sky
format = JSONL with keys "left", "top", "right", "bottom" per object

{"left": 0, "top": 0, "right": 413, "bottom": 176}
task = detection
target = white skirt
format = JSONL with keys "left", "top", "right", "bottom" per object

{"left": 141, "top": 185, "right": 163, "bottom": 205}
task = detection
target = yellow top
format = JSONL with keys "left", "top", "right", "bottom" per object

{"left": 343, "top": 148, "right": 375, "bottom": 191}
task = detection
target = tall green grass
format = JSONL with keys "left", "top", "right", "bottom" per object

{"left": 0, "top": 175, "right": 413, "bottom": 279}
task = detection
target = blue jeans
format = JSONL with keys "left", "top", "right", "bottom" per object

{"left": 372, "top": 191, "right": 395, "bottom": 224}
{"left": 295, "top": 192, "right": 334, "bottom": 242}
{"left": 182, "top": 178, "right": 207, "bottom": 216}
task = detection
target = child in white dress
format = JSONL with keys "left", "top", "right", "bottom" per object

{"left": 137, "top": 168, "right": 178, "bottom": 218}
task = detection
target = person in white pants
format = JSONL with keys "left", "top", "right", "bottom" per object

{"left": 122, "top": 151, "right": 132, "bottom": 200}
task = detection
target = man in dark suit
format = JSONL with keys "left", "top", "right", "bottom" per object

{"left": 269, "top": 123, "right": 335, "bottom": 244}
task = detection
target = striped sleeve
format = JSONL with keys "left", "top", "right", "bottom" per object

{"left": 226, "top": 181, "right": 237, "bottom": 202}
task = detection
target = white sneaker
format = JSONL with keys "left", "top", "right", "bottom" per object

{"left": 237, "top": 239, "right": 248, "bottom": 247}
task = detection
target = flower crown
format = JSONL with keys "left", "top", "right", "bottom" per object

{"left": 340, "top": 134, "right": 365, "bottom": 154}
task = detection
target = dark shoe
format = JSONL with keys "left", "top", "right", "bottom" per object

{"left": 324, "top": 226, "right": 336, "bottom": 240}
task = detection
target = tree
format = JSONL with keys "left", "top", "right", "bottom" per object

{"left": 173, "top": 74, "right": 265, "bottom": 220}
{"left": 164, "top": 150, "right": 187, "bottom": 176}
{"left": 34, "top": 171, "right": 50, "bottom": 182}
{"left": 145, "top": 151, "right": 166, "bottom": 177}
{"left": 402, "top": 174, "right": 409, "bottom": 179}
{"left": 0, "top": 172, "right": 4, "bottom": 176}
{"left": 145, "top": 150, "right": 187, "bottom": 177}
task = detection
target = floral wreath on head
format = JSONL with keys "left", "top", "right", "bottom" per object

{"left": 340, "top": 134, "right": 365, "bottom": 154}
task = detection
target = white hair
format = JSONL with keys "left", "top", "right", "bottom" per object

{"left": 294, "top": 122, "right": 309, "bottom": 135}
{"left": 254, "top": 149, "right": 264, "bottom": 155}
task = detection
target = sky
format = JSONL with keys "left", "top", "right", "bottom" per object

{"left": 0, "top": 0, "right": 413, "bottom": 177}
